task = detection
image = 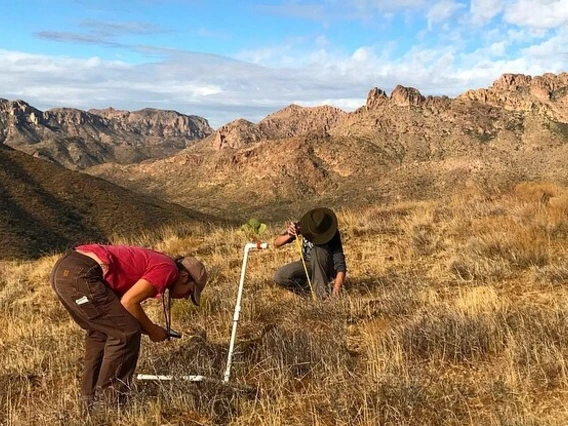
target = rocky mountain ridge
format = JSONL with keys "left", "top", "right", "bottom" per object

{"left": 205, "top": 72, "right": 567, "bottom": 152}
{"left": 0, "top": 100, "right": 213, "bottom": 169}
{"left": 87, "top": 71, "right": 568, "bottom": 220}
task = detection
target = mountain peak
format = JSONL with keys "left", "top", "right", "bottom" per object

{"left": 390, "top": 84, "right": 426, "bottom": 106}
{"left": 492, "top": 73, "right": 533, "bottom": 90}
{"left": 210, "top": 103, "right": 347, "bottom": 150}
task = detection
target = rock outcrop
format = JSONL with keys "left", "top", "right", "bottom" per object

{"left": 199, "top": 72, "right": 568, "bottom": 164}
{"left": 90, "top": 107, "right": 212, "bottom": 139}
{"left": 212, "top": 119, "right": 266, "bottom": 150}
{"left": 390, "top": 85, "right": 426, "bottom": 107}
{"left": 0, "top": 100, "right": 213, "bottom": 169}
{"left": 8, "top": 71, "right": 566, "bottom": 169}
{"left": 366, "top": 88, "right": 389, "bottom": 109}
{"left": 210, "top": 104, "right": 347, "bottom": 150}
{"left": 365, "top": 85, "right": 451, "bottom": 111}
{"left": 458, "top": 72, "right": 568, "bottom": 121}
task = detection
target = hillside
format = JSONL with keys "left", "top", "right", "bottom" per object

{"left": 0, "top": 100, "right": 213, "bottom": 169}
{"left": 4, "top": 182, "right": 568, "bottom": 424}
{"left": 87, "top": 72, "right": 568, "bottom": 221}
{"left": 0, "top": 144, "right": 215, "bottom": 260}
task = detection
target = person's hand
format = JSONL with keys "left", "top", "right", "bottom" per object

{"left": 286, "top": 222, "right": 298, "bottom": 237}
{"left": 148, "top": 324, "right": 169, "bottom": 342}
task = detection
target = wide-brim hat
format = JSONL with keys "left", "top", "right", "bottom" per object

{"left": 298, "top": 207, "right": 338, "bottom": 245}
{"left": 180, "top": 257, "right": 208, "bottom": 306}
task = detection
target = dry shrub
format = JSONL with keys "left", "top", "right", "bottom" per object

{"left": 397, "top": 203, "right": 447, "bottom": 257}
{"left": 532, "top": 195, "right": 568, "bottom": 240}
{"left": 397, "top": 287, "right": 509, "bottom": 363}
{"left": 138, "top": 334, "right": 225, "bottom": 381}
{"left": 349, "top": 264, "right": 429, "bottom": 291}
{"left": 432, "top": 205, "right": 454, "bottom": 223}
{"left": 254, "top": 301, "right": 353, "bottom": 381}
{"left": 448, "top": 184, "right": 568, "bottom": 281}
{"left": 402, "top": 170, "right": 437, "bottom": 200}
{"left": 345, "top": 284, "right": 423, "bottom": 321}
{"left": 505, "top": 305, "right": 568, "bottom": 367}
{"left": 411, "top": 224, "right": 440, "bottom": 256}
{"left": 339, "top": 205, "right": 410, "bottom": 237}
{"left": 475, "top": 167, "right": 530, "bottom": 195}
{"left": 364, "top": 375, "right": 474, "bottom": 426}
{"left": 448, "top": 257, "right": 512, "bottom": 281}
{"left": 513, "top": 181, "right": 564, "bottom": 204}
{"left": 466, "top": 228, "right": 550, "bottom": 269}
{"left": 534, "top": 265, "right": 568, "bottom": 284}
{"left": 398, "top": 308, "right": 507, "bottom": 363}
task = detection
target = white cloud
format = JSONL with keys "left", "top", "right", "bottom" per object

{"left": 235, "top": 37, "right": 307, "bottom": 66}
{"left": 487, "top": 40, "right": 508, "bottom": 57}
{"left": 1, "top": 37, "right": 566, "bottom": 128}
{"left": 520, "top": 31, "right": 568, "bottom": 58}
{"left": 256, "top": 0, "right": 428, "bottom": 24}
{"left": 470, "top": 0, "right": 504, "bottom": 24}
{"left": 426, "top": 0, "right": 464, "bottom": 29}
{"left": 506, "top": 26, "right": 551, "bottom": 42}
{"left": 291, "top": 98, "right": 366, "bottom": 109}
{"left": 352, "top": 47, "right": 372, "bottom": 62}
{"left": 504, "top": 0, "right": 568, "bottom": 29}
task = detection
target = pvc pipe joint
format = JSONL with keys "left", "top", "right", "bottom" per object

{"left": 244, "top": 242, "right": 268, "bottom": 251}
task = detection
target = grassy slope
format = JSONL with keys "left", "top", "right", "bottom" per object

{"left": 0, "top": 146, "right": 221, "bottom": 260}
{"left": 3, "top": 182, "right": 568, "bottom": 425}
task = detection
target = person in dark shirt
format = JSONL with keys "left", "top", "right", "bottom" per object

{"left": 273, "top": 207, "right": 347, "bottom": 299}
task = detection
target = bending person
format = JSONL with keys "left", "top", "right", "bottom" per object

{"left": 273, "top": 207, "right": 346, "bottom": 299}
{"left": 50, "top": 243, "right": 208, "bottom": 410}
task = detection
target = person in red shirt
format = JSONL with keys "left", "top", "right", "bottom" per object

{"left": 50, "top": 244, "right": 208, "bottom": 410}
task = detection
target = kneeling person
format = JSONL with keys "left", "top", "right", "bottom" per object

{"left": 273, "top": 207, "right": 346, "bottom": 298}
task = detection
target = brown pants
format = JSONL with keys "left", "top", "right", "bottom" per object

{"left": 50, "top": 251, "right": 141, "bottom": 404}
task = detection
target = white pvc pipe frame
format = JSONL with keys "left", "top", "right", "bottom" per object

{"left": 137, "top": 241, "right": 268, "bottom": 383}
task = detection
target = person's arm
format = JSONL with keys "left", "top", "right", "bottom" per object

{"left": 273, "top": 222, "right": 298, "bottom": 248}
{"left": 332, "top": 271, "right": 346, "bottom": 296}
{"left": 330, "top": 232, "right": 347, "bottom": 297}
{"left": 120, "top": 278, "right": 168, "bottom": 342}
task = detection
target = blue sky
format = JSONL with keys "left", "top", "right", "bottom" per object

{"left": 1, "top": 0, "right": 567, "bottom": 128}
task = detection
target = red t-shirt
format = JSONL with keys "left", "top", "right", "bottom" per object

{"left": 76, "top": 244, "right": 178, "bottom": 297}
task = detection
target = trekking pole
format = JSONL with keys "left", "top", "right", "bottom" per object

{"left": 223, "top": 241, "right": 268, "bottom": 383}
{"left": 295, "top": 236, "right": 316, "bottom": 300}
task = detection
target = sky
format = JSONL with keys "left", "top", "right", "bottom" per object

{"left": 0, "top": 0, "right": 567, "bottom": 128}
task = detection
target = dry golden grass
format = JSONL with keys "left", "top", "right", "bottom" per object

{"left": 4, "top": 181, "right": 568, "bottom": 425}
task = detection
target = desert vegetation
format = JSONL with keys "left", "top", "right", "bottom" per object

{"left": 3, "top": 181, "right": 568, "bottom": 425}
